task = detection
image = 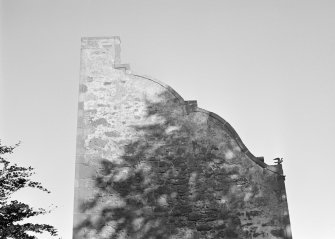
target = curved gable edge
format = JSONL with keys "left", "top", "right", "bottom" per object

{"left": 132, "top": 74, "right": 185, "bottom": 102}
{"left": 130, "top": 73, "right": 285, "bottom": 177}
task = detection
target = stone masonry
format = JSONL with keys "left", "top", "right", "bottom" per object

{"left": 73, "top": 37, "right": 292, "bottom": 239}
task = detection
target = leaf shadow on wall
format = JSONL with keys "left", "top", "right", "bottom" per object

{"left": 73, "top": 90, "right": 285, "bottom": 239}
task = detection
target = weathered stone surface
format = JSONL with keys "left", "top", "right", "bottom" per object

{"left": 73, "top": 37, "right": 292, "bottom": 239}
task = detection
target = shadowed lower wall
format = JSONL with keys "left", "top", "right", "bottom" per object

{"left": 73, "top": 37, "right": 292, "bottom": 239}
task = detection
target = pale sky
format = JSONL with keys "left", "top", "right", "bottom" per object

{"left": 1, "top": 0, "right": 335, "bottom": 238}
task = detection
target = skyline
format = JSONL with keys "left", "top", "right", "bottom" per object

{"left": 1, "top": 0, "right": 335, "bottom": 238}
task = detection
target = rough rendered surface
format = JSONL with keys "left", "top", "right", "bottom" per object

{"left": 73, "top": 37, "right": 292, "bottom": 239}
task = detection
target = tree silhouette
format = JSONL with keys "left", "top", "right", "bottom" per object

{"left": 0, "top": 141, "right": 58, "bottom": 239}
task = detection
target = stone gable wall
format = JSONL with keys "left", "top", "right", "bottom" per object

{"left": 73, "top": 37, "right": 292, "bottom": 239}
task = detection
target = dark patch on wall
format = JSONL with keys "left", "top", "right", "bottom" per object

{"left": 271, "top": 228, "right": 285, "bottom": 237}
{"left": 91, "top": 118, "right": 110, "bottom": 127}
{"left": 104, "top": 131, "right": 121, "bottom": 137}
{"left": 88, "top": 137, "right": 108, "bottom": 149}
{"left": 79, "top": 84, "right": 88, "bottom": 93}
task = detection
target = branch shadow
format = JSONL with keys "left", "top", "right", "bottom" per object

{"left": 73, "top": 90, "right": 283, "bottom": 239}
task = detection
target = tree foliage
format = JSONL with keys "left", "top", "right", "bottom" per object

{"left": 0, "top": 141, "right": 58, "bottom": 239}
